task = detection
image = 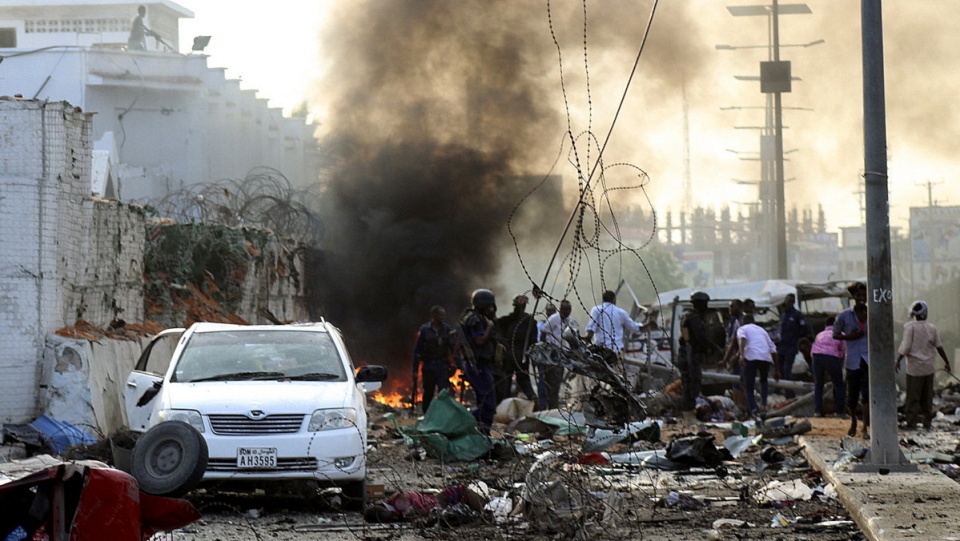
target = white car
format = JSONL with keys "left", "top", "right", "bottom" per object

{"left": 123, "top": 321, "right": 387, "bottom": 507}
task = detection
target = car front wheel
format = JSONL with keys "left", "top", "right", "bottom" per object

{"left": 132, "top": 421, "right": 208, "bottom": 497}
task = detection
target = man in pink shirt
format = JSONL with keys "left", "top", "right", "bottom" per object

{"left": 811, "top": 315, "right": 846, "bottom": 417}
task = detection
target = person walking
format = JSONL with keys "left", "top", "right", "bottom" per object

{"left": 585, "top": 290, "right": 641, "bottom": 387}
{"left": 737, "top": 314, "right": 780, "bottom": 417}
{"left": 495, "top": 295, "right": 538, "bottom": 404}
{"left": 412, "top": 306, "right": 456, "bottom": 414}
{"left": 834, "top": 281, "right": 869, "bottom": 438}
{"left": 458, "top": 289, "right": 499, "bottom": 435}
{"left": 896, "top": 300, "right": 952, "bottom": 430}
{"left": 585, "top": 290, "right": 640, "bottom": 353}
{"left": 777, "top": 293, "right": 811, "bottom": 399}
{"left": 678, "top": 291, "right": 715, "bottom": 416}
{"left": 811, "top": 315, "right": 846, "bottom": 417}
{"left": 538, "top": 299, "right": 579, "bottom": 410}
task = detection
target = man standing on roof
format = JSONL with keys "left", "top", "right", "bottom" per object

{"left": 777, "top": 293, "right": 811, "bottom": 399}
{"left": 127, "top": 5, "right": 158, "bottom": 51}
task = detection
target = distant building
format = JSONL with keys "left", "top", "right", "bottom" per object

{"left": 910, "top": 205, "right": 960, "bottom": 290}
{"left": 0, "top": 0, "right": 320, "bottom": 202}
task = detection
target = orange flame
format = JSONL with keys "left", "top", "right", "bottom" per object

{"left": 371, "top": 390, "right": 407, "bottom": 408}
{"left": 369, "top": 368, "right": 470, "bottom": 408}
{"left": 449, "top": 369, "right": 469, "bottom": 391}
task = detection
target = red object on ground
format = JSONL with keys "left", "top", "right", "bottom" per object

{"left": 577, "top": 452, "right": 609, "bottom": 465}
{"left": 0, "top": 458, "right": 200, "bottom": 541}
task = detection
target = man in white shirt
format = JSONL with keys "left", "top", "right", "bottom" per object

{"left": 538, "top": 300, "right": 579, "bottom": 409}
{"left": 737, "top": 314, "right": 780, "bottom": 416}
{"left": 585, "top": 290, "right": 640, "bottom": 353}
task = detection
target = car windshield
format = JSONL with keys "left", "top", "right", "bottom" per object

{"left": 171, "top": 330, "right": 347, "bottom": 383}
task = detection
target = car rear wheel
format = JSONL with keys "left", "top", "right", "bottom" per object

{"left": 132, "top": 421, "right": 208, "bottom": 497}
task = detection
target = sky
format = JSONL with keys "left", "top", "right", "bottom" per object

{"left": 176, "top": 1, "right": 960, "bottom": 234}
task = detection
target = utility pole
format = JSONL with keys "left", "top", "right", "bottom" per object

{"left": 856, "top": 0, "right": 913, "bottom": 473}
{"left": 915, "top": 179, "right": 942, "bottom": 207}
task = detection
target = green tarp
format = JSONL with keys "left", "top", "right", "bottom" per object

{"left": 393, "top": 389, "right": 491, "bottom": 462}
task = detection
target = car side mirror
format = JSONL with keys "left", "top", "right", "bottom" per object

{"left": 356, "top": 364, "right": 388, "bottom": 383}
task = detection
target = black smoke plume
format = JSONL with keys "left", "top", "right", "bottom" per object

{"left": 305, "top": 1, "right": 706, "bottom": 369}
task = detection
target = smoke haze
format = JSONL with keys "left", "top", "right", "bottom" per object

{"left": 303, "top": 1, "right": 960, "bottom": 365}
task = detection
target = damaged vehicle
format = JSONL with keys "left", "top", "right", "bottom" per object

{"left": 123, "top": 321, "right": 388, "bottom": 508}
{"left": 527, "top": 330, "right": 646, "bottom": 428}
{"left": 632, "top": 279, "right": 856, "bottom": 371}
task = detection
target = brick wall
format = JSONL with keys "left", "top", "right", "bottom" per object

{"left": 0, "top": 100, "right": 146, "bottom": 423}
{"left": 1, "top": 99, "right": 307, "bottom": 424}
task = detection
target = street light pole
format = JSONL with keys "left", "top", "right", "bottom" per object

{"left": 721, "top": 2, "right": 816, "bottom": 279}
{"left": 772, "top": 0, "right": 788, "bottom": 279}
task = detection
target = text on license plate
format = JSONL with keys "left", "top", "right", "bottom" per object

{"left": 237, "top": 447, "right": 277, "bottom": 468}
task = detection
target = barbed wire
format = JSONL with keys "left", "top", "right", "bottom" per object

{"left": 139, "top": 167, "right": 326, "bottom": 248}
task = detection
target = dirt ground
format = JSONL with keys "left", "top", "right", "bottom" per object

{"left": 165, "top": 404, "right": 879, "bottom": 541}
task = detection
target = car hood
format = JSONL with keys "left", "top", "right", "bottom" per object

{"left": 162, "top": 380, "right": 354, "bottom": 414}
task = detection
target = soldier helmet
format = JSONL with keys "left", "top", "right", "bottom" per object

{"left": 471, "top": 289, "right": 496, "bottom": 311}
{"left": 690, "top": 291, "right": 710, "bottom": 303}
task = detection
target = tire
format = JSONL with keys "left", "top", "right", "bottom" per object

{"left": 132, "top": 421, "right": 208, "bottom": 497}
{"left": 341, "top": 479, "right": 367, "bottom": 511}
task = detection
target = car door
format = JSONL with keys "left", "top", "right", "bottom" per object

{"left": 124, "top": 328, "right": 185, "bottom": 431}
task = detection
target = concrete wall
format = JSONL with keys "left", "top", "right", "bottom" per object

{"left": 40, "top": 335, "right": 147, "bottom": 437}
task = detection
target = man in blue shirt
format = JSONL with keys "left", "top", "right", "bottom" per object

{"left": 458, "top": 289, "right": 499, "bottom": 435}
{"left": 833, "top": 282, "right": 869, "bottom": 438}
{"left": 777, "top": 293, "right": 811, "bottom": 398}
{"left": 412, "top": 306, "right": 457, "bottom": 413}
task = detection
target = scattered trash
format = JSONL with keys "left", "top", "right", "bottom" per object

{"left": 770, "top": 512, "right": 791, "bottom": 528}
{"left": 577, "top": 452, "right": 609, "bottom": 465}
{"left": 761, "top": 446, "right": 786, "bottom": 464}
{"left": 723, "top": 435, "right": 759, "bottom": 458}
{"left": 760, "top": 417, "right": 812, "bottom": 440}
{"left": 666, "top": 433, "right": 726, "bottom": 468}
{"left": 4, "top": 416, "right": 96, "bottom": 456}
{"left": 695, "top": 396, "right": 742, "bottom": 422}
{"left": 755, "top": 479, "right": 814, "bottom": 504}
{"left": 582, "top": 420, "right": 661, "bottom": 452}
{"left": 660, "top": 491, "right": 703, "bottom": 510}
{"left": 494, "top": 397, "right": 536, "bottom": 424}
{"left": 607, "top": 449, "right": 684, "bottom": 470}
{"left": 363, "top": 484, "right": 487, "bottom": 524}
{"left": 484, "top": 496, "right": 514, "bottom": 523}
{"left": 712, "top": 518, "right": 755, "bottom": 529}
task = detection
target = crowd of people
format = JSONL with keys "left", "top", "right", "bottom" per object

{"left": 682, "top": 280, "right": 951, "bottom": 438}
{"left": 411, "top": 288, "right": 639, "bottom": 435}
{"left": 412, "top": 282, "right": 952, "bottom": 437}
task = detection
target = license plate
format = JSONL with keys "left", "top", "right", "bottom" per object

{"left": 237, "top": 447, "right": 277, "bottom": 468}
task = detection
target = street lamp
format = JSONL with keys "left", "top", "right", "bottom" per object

{"left": 720, "top": 1, "right": 820, "bottom": 279}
